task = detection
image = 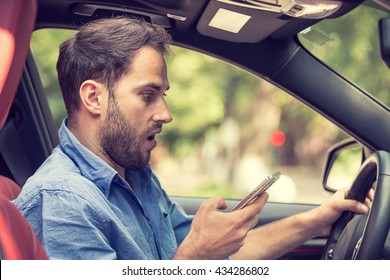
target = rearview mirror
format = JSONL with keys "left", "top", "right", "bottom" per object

{"left": 322, "top": 139, "right": 364, "bottom": 192}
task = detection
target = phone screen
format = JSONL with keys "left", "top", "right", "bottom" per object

{"left": 232, "top": 171, "right": 281, "bottom": 211}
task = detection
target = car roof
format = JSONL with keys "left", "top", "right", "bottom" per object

{"left": 35, "top": 0, "right": 364, "bottom": 76}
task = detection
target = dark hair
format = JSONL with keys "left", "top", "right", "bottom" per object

{"left": 56, "top": 17, "right": 171, "bottom": 125}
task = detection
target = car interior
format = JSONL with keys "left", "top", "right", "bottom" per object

{"left": 1, "top": 0, "right": 390, "bottom": 260}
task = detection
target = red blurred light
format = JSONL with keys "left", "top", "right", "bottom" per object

{"left": 270, "top": 130, "right": 285, "bottom": 147}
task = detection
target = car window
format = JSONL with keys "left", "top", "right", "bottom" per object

{"left": 31, "top": 29, "right": 350, "bottom": 205}
{"left": 30, "top": 29, "right": 75, "bottom": 127}
{"left": 298, "top": 3, "right": 390, "bottom": 108}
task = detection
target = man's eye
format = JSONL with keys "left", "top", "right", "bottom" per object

{"left": 142, "top": 92, "right": 153, "bottom": 101}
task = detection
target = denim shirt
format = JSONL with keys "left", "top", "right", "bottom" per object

{"left": 13, "top": 120, "right": 192, "bottom": 260}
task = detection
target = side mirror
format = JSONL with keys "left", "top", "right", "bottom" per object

{"left": 322, "top": 139, "right": 364, "bottom": 192}
{"left": 380, "top": 18, "right": 390, "bottom": 69}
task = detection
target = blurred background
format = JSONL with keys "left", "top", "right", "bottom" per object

{"left": 30, "top": 5, "right": 390, "bottom": 204}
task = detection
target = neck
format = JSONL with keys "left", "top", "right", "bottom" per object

{"left": 69, "top": 122, "right": 126, "bottom": 179}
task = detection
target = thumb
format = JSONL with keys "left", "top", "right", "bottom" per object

{"left": 209, "top": 195, "right": 228, "bottom": 210}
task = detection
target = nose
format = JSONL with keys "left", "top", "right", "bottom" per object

{"left": 153, "top": 98, "right": 173, "bottom": 124}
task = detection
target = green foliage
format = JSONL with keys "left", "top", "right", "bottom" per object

{"left": 31, "top": 29, "right": 76, "bottom": 126}
{"left": 163, "top": 47, "right": 260, "bottom": 156}
{"left": 299, "top": 5, "right": 390, "bottom": 106}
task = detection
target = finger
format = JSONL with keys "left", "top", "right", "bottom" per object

{"left": 232, "top": 206, "right": 260, "bottom": 232}
{"left": 341, "top": 199, "right": 369, "bottom": 214}
{"left": 367, "top": 188, "right": 375, "bottom": 202}
{"left": 249, "top": 192, "right": 269, "bottom": 211}
{"left": 241, "top": 194, "right": 269, "bottom": 230}
{"left": 233, "top": 192, "right": 268, "bottom": 219}
{"left": 364, "top": 197, "right": 372, "bottom": 209}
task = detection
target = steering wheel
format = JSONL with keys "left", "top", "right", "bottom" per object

{"left": 322, "top": 150, "right": 390, "bottom": 260}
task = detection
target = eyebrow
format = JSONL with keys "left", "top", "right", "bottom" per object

{"left": 136, "top": 82, "right": 170, "bottom": 92}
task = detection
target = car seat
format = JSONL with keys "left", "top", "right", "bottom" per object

{"left": 0, "top": 175, "right": 22, "bottom": 200}
{"left": 0, "top": 0, "right": 48, "bottom": 260}
{"left": 0, "top": 187, "right": 48, "bottom": 259}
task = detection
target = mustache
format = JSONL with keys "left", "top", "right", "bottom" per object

{"left": 145, "top": 123, "right": 163, "bottom": 134}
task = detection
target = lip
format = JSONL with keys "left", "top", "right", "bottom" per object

{"left": 147, "top": 139, "right": 157, "bottom": 150}
{"left": 147, "top": 129, "right": 162, "bottom": 140}
{"left": 145, "top": 128, "right": 162, "bottom": 149}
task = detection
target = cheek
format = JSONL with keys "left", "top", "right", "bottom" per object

{"left": 132, "top": 107, "right": 152, "bottom": 124}
{"left": 119, "top": 100, "right": 152, "bottom": 129}
{"left": 122, "top": 109, "right": 147, "bottom": 135}
{"left": 127, "top": 111, "right": 143, "bottom": 128}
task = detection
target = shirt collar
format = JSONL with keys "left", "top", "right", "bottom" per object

{"left": 125, "top": 166, "right": 153, "bottom": 199}
{"left": 58, "top": 119, "right": 119, "bottom": 197}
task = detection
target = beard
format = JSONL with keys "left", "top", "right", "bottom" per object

{"left": 99, "top": 93, "right": 154, "bottom": 169}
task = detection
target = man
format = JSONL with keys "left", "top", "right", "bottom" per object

{"left": 13, "top": 17, "right": 368, "bottom": 260}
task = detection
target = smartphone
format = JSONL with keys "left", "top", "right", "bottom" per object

{"left": 232, "top": 171, "right": 281, "bottom": 211}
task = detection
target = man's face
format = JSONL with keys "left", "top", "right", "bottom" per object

{"left": 99, "top": 46, "right": 172, "bottom": 169}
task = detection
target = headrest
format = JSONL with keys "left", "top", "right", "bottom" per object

{"left": 0, "top": 0, "right": 37, "bottom": 129}
{"left": 0, "top": 176, "right": 21, "bottom": 200}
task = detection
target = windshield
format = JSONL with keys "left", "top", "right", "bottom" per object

{"left": 298, "top": 1, "right": 390, "bottom": 107}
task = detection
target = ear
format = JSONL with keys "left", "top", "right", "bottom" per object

{"left": 79, "top": 80, "right": 107, "bottom": 116}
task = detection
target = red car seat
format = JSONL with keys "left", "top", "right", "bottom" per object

{"left": 0, "top": 188, "right": 48, "bottom": 259}
{"left": 0, "top": 0, "right": 48, "bottom": 260}
{"left": 0, "top": 175, "right": 22, "bottom": 200}
{"left": 0, "top": 0, "right": 37, "bottom": 127}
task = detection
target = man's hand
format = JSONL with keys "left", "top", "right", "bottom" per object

{"left": 229, "top": 187, "right": 371, "bottom": 260}
{"left": 311, "top": 187, "right": 370, "bottom": 236}
{"left": 173, "top": 193, "right": 268, "bottom": 259}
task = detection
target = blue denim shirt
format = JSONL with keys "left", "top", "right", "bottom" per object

{"left": 13, "top": 120, "right": 192, "bottom": 260}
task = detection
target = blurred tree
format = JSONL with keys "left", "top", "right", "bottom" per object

{"left": 31, "top": 29, "right": 75, "bottom": 126}
{"left": 300, "top": 5, "right": 390, "bottom": 105}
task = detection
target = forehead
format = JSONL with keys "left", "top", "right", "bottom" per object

{"left": 111, "top": 47, "right": 169, "bottom": 94}
{"left": 116, "top": 46, "right": 169, "bottom": 92}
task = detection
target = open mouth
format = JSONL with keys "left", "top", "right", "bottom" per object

{"left": 146, "top": 127, "right": 162, "bottom": 142}
{"left": 146, "top": 133, "right": 158, "bottom": 150}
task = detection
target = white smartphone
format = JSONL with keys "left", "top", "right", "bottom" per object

{"left": 232, "top": 171, "right": 281, "bottom": 211}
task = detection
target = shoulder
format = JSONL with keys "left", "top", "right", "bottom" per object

{"left": 14, "top": 147, "right": 104, "bottom": 212}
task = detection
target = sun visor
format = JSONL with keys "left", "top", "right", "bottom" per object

{"left": 196, "top": 0, "right": 344, "bottom": 43}
{"left": 197, "top": 1, "right": 289, "bottom": 43}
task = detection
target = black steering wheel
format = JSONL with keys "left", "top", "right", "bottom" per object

{"left": 322, "top": 150, "right": 390, "bottom": 260}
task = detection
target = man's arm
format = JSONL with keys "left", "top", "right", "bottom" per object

{"left": 231, "top": 188, "right": 369, "bottom": 260}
